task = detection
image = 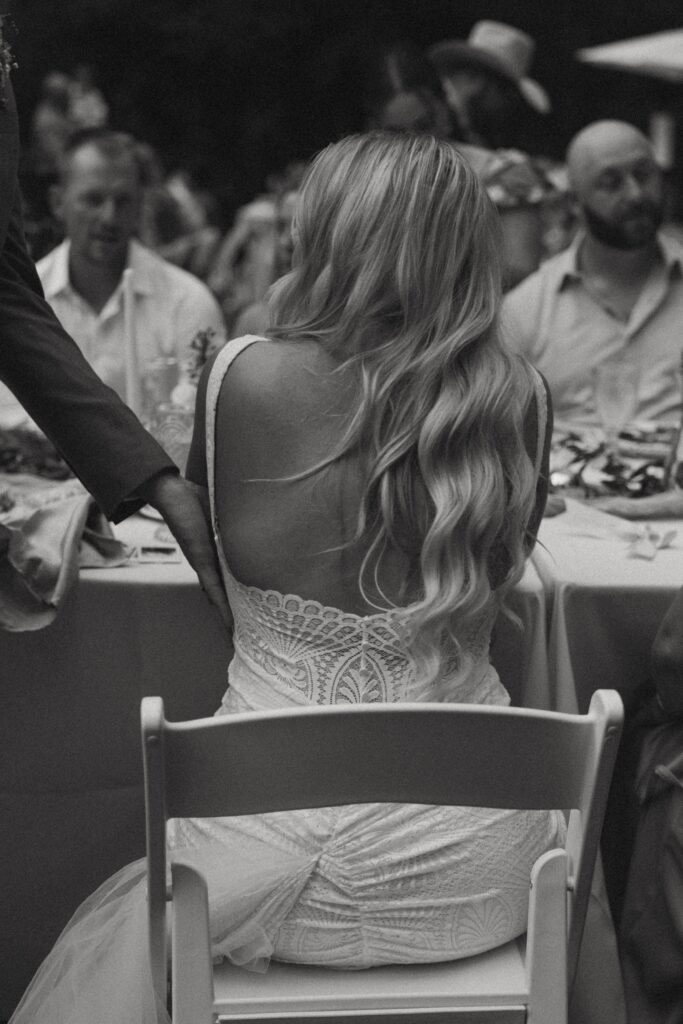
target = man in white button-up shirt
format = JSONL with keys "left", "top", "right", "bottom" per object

{"left": 503, "top": 121, "right": 683, "bottom": 431}
{"left": 37, "top": 129, "right": 226, "bottom": 408}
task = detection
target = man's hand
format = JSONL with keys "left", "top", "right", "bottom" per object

{"left": 139, "top": 471, "right": 232, "bottom": 628}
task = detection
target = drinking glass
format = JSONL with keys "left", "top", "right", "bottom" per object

{"left": 142, "top": 357, "right": 179, "bottom": 425}
{"left": 592, "top": 358, "right": 639, "bottom": 458}
{"left": 150, "top": 404, "right": 195, "bottom": 473}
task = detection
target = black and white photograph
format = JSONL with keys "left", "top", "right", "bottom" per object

{"left": 1, "top": 2, "right": 683, "bottom": 1022}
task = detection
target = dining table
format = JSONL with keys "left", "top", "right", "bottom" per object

{"left": 533, "top": 497, "right": 682, "bottom": 713}
{"left": 532, "top": 496, "right": 682, "bottom": 946}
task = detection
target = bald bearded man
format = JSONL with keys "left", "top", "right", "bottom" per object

{"left": 502, "top": 120, "right": 683, "bottom": 434}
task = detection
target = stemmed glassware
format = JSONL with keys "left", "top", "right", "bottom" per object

{"left": 592, "top": 357, "right": 639, "bottom": 460}
{"left": 142, "top": 357, "right": 195, "bottom": 472}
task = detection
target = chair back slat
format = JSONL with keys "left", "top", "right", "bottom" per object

{"left": 163, "top": 702, "right": 603, "bottom": 817}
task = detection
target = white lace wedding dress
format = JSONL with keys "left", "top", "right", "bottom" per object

{"left": 10, "top": 336, "right": 563, "bottom": 1023}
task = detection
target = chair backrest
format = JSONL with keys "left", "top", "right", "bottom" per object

{"left": 142, "top": 692, "right": 622, "bottom": 1004}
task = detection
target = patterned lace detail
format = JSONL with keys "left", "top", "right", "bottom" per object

{"left": 221, "top": 564, "right": 498, "bottom": 706}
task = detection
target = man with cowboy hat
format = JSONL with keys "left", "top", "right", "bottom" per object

{"left": 429, "top": 20, "right": 551, "bottom": 149}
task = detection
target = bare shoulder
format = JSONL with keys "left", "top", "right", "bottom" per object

{"left": 219, "top": 336, "right": 345, "bottom": 421}
{"left": 215, "top": 336, "right": 352, "bottom": 479}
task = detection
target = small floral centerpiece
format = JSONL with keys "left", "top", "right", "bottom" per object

{"left": 186, "top": 327, "right": 219, "bottom": 383}
{"left": 170, "top": 327, "right": 219, "bottom": 410}
{"left": 142, "top": 327, "right": 218, "bottom": 470}
{"left": 550, "top": 423, "right": 679, "bottom": 499}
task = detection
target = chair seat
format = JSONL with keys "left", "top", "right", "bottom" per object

{"left": 213, "top": 938, "right": 528, "bottom": 1018}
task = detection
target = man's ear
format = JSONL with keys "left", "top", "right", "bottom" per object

{"left": 48, "top": 184, "right": 64, "bottom": 222}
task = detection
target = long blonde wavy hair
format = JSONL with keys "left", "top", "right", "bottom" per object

{"left": 269, "top": 131, "right": 538, "bottom": 682}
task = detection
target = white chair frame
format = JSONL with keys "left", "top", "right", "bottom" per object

{"left": 142, "top": 691, "right": 623, "bottom": 1024}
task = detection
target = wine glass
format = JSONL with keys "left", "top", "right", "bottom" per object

{"left": 149, "top": 404, "right": 195, "bottom": 473}
{"left": 592, "top": 357, "right": 639, "bottom": 459}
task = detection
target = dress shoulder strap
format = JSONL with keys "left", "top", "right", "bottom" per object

{"left": 530, "top": 367, "right": 548, "bottom": 481}
{"left": 205, "top": 335, "right": 264, "bottom": 528}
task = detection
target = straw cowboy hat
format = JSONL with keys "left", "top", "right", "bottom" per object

{"left": 428, "top": 21, "right": 551, "bottom": 114}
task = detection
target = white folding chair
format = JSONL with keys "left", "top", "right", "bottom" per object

{"left": 141, "top": 690, "right": 623, "bottom": 1024}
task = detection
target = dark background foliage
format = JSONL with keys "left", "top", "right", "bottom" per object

{"left": 10, "top": 0, "right": 683, "bottom": 226}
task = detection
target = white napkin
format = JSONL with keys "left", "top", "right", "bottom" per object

{"left": 112, "top": 516, "right": 182, "bottom": 564}
{"left": 615, "top": 524, "right": 677, "bottom": 561}
{"left": 559, "top": 500, "right": 677, "bottom": 560}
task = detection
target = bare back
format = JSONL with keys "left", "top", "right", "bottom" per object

{"left": 211, "top": 337, "right": 414, "bottom": 615}
{"left": 187, "top": 335, "right": 549, "bottom": 617}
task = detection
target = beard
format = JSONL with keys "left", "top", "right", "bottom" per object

{"left": 582, "top": 200, "right": 663, "bottom": 250}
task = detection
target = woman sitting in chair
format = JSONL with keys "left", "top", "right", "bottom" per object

{"left": 10, "top": 132, "right": 563, "bottom": 1023}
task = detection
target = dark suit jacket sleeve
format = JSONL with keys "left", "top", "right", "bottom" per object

{"left": 0, "top": 81, "right": 176, "bottom": 521}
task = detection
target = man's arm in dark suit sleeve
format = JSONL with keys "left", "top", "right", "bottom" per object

{"left": 0, "top": 192, "right": 177, "bottom": 520}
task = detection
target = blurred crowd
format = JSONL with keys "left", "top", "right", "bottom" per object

{"left": 18, "top": 24, "right": 683, "bottom": 434}
{"left": 22, "top": 63, "right": 307, "bottom": 342}
{"left": 20, "top": 25, "right": 585, "bottom": 343}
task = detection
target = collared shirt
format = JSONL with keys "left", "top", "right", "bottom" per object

{"left": 501, "top": 231, "right": 683, "bottom": 428}
{"left": 37, "top": 239, "right": 226, "bottom": 407}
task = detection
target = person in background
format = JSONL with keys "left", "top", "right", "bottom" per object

{"left": 134, "top": 146, "right": 219, "bottom": 281}
{"left": 22, "top": 72, "right": 74, "bottom": 259}
{"left": 365, "top": 42, "right": 453, "bottom": 138}
{"left": 29, "top": 72, "right": 74, "bottom": 182}
{"left": 153, "top": 169, "right": 222, "bottom": 281}
{"left": 428, "top": 20, "right": 550, "bottom": 152}
{"left": 38, "top": 128, "right": 226, "bottom": 410}
{"left": 428, "top": 21, "right": 574, "bottom": 259}
{"left": 503, "top": 120, "right": 682, "bottom": 428}
{"left": 503, "top": 120, "right": 683, "bottom": 519}
{"left": 67, "top": 65, "right": 108, "bottom": 131}
{"left": 365, "top": 42, "right": 559, "bottom": 289}
{"left": 503, "top": 123, "right": 683, "bottom": 424}
{"left": 617, "top": 586, "right": 683, "bottom": 1021}
{"left": 208, "top": 161, "right": 305, "bottom": 334}
{"left": 0, "top": 61, "right": 229, "bottom": 623}
{"left": 228, "top": 187, "right": 298, "bottom": 337}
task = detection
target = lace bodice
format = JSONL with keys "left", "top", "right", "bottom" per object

{"left": 205, "top": 337, "right": 507, "bottom": 711}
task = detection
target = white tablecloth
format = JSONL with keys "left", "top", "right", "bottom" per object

{"left": 535, "top": 499, "right": 682, "bottom": 712}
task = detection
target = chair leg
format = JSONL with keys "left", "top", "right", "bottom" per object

{"left": 526, "top": 849, "right": 568, "bottom": 1024}
{"left": 171, "top": 862, "right": 215, "bottom": 1024}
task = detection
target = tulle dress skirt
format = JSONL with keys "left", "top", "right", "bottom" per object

{"left": 8, "top": 834, "right": 319, "bottom": 1024}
